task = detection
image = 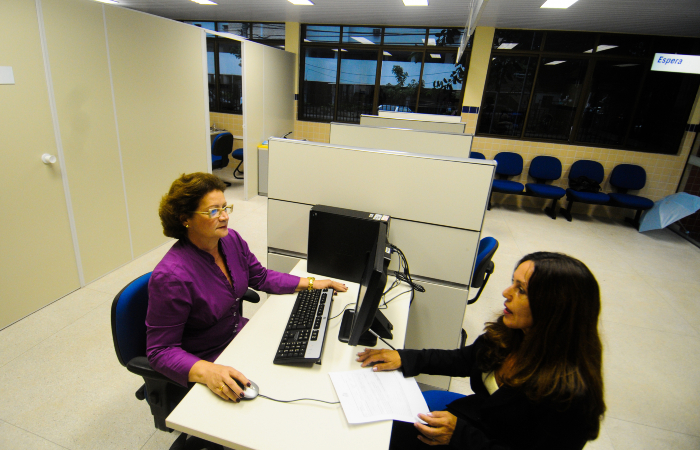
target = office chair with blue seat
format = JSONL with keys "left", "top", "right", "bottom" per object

{"left": 459, "top": 237, "right": 499, "bottom": 348}
{"left": 560, "top": 160, "right": 610, "bottom": 222}
{"left": 469, "top": 151, "right": 485, "bottom": 159}
{"left": 231, "top": 147, "right": 244, "bottom": 180}
{"left": 608, "top": 164, "right": 654, "bottom": 229}
{"left": 489, "top": 152, "right": 525, "bottom": 209}
{"left": 111, "top": 272, "right": 259, "bottom": 449}
{"left": 211, "top": 132, "right": 233, "bottom": 187}
{"left": 525, "top": 155, "right": 566, "bottom": 219}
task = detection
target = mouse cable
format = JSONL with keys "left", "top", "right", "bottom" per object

{"left": 259, "top": 394, "right": 339, "bottom": 405}
{"left": 330, "top": 302, "right": 355, "bottom": 320}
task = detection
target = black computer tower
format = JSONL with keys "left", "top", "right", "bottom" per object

{"left": 307, "top": 205, "right": 390, "bottom": 283}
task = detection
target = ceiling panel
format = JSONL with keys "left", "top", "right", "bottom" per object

{"left": 111, "top": 0, "right": 700, "bottom": 38}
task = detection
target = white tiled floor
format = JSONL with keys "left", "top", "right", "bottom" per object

{"left": 1, "top": 180, "right": 699, "bottom": 450}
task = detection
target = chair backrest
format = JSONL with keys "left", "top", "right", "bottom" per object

{"left": 212, "top": 132, "right": 234, "bottom": 157}
{"left": 529, "top": 155, "right": 562, "bottom": 181}
{"left": 111, "top": 272, "right": 152, "bottom": 367}
{"left": 469, "top": 151, "right": 485, "bottom": 160}
{"left": 569, "top": 160, "right": 605, "bottom": 183}
{"left": 472, "top": 237, "right": 498, "bottom": 289}
{"left": 610, "top": 164, "right": 647, "bottom": 191}
{"left": 494, "top": 152, "right": 523, "bottom": 176}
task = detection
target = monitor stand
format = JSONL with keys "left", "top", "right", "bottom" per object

{"left": 338, "top": 309, "right": 394, "bottom": 347}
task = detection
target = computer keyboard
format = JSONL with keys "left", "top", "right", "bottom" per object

{"left": 273, "top": 288, "right": 334, "bottom": 365}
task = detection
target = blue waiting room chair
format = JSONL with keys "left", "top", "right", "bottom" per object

{"left": 211, "top": 132, "right": 233, "bottom": 187}
{"left": 525, "top": 156, "right": 566, "bottom": 220}
{"left": 489, "top": 152, "right": 525, "bottom": 209}
{"left": 560, "top": 160, "right": 610, "bottom": 222}
{"left": 470, "top": 151, "right": 485, "bottom": 159}
{"left": 111, "top": 272, "right": 259, "bottom": 450}
{"left": 608, "top": 164, "right": 654, "bottom": 229}
{"left": 231, "top": 147, "right": 245, "bottom": 180}
{"left": 460, "top": 237, "right": 499, "bottom": 348}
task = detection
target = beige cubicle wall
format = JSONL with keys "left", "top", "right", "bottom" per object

{"left": 329, "top": 123, "right": 473, "bottom": 159}
{"left": 266, "top": 139, "right": 495, "bottom": 389}
{"left": 242, "top": 39, "right": 295, "bottom": 200}
{"left": 360, "top": 114, "right": 467, "bottom": 134}
{"left": 378, "top": 110, "right": 463, "bottom": 123}
{"left": 0, "top": 0, "right": 209, "bottom": 328}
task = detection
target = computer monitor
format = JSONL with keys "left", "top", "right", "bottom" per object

{"left": 338, "top": 222, "right": 394, "bottom": 347}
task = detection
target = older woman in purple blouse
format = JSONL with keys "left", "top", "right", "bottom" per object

{"left": 146, "top": 173, "right": 347, "bottom": 403}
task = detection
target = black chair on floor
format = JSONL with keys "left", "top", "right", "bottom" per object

{"left": 525, "top": 155, "right": 566, "bottom": 220}
{"left": 489, "top": 152, "right": 525, "bottom": 209}
{"left": 211, "top": 132, "right": 233, "bottom": 187}
{"left": 111, "top": 272, "right": 259, "bottom": 450}
{"left": 608, "top": 164, "right": 654, "bottom": 229}
{"left": 560, "top": 160, "right": 610, "bottom": 222}
{"left": 460, "top": 237, "right": 499, "bottom": 348}
{"left": 231, "top": 147, "right": 244, "bottom": 180}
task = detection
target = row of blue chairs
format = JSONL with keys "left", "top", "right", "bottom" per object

{"left": 470, "top": 151, "right": 654, "bottom": 226}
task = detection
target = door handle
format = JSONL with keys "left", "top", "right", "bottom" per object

{"left": 42, "top": 154, "right": 57, "bottom": 164}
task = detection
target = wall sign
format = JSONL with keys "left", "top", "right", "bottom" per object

{"left": 0, "top": 66, "right": 15, "bottom": 85}
{"left": 651, "top": 53, "right": 700, "bottom": 74}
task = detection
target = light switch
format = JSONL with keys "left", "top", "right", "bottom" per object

{"left": 0, "top": 67, "right": 15, "bottom": 85}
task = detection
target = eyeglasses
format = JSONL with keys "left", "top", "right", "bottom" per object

{"left": 191, "top": 205, "right": 233, "bottom": 219}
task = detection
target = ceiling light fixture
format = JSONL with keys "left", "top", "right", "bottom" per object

{"left": 430, "top": 54, "right": 441, "bottom": 59}
{"left": 288, "top": 0, "right": 314, "bottom": 5}
{"left": 94, "top": 0, "right": 119, "bottom": 4}
{"left": 383, "top": 51, "right": 392, "bottom": 56}
{"left": 352, "top": 37, "right": 374, "bottom": 45}
{"left": 331, "top": 49, "right": 348, "bottom": 52}
{"left": 541, "top": 0, "right": 578, "bottom": 8}
{"left": 545, "top": 60, "right": 566, "bottom": 65}
{"left": 584, "top": 45, "right": 618, "bottom": 53}
{"left": 497, "top": 43, "right": 518, "bottom": 50}
{"left": 190, "top": 0, "right": 217, "bottom": 4}
{"left": 403, "top": 0, "right": 429, "bottom": 6}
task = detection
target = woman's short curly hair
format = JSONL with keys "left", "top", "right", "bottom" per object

{"left": 159, "top": 172, "right": 227, "bottom": 240}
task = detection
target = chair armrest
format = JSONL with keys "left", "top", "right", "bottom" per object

{"left": 242, "top": 288, "right": 260, "bottom": 304}
{"left": 127, "top": 356, "right": 174, "bottom": 382}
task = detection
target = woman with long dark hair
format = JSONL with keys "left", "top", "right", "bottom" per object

{"left": 357, "top": 252, "right": 605, "bottom": 449}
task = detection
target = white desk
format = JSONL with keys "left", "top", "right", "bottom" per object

{"left": 166, "top": 260, "right": 412, "bottom": 450}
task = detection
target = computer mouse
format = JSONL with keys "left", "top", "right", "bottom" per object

{"left": 240, "top": 380, "right": 259, "bottom": 400}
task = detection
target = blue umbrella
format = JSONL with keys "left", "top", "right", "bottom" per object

{"left": 638, "top": 192, "right": 700, "bottom": 232}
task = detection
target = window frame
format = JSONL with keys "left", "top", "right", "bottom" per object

{"left": 299, "top": 24, "right": 470, "bottom": 124}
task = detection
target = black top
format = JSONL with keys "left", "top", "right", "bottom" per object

{"left": 397, "top": 336, "right": 590, "bottom": 450}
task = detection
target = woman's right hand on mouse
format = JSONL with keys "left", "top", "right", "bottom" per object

{"left": 188, "top": 360, "right": 250, "bottom": 402}
{"left": 356, "top": 348, "right": 402, "bottom": 372}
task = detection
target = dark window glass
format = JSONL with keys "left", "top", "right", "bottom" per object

{"left": 576, "top": 61, "right": 645, "bottom": 146}
{"left": 524, "top": 58, "right": 588, "bottom": 140}
{"left": 544, "top": 32, "right": 596, "bottom": 53}
{"left": 186, "top": 21, "right": 216, "bottom": 31}
{"left": 417, "top": 53, "right": 465, "bottom": 116}
{"left": 207, "top": 39, "right": 216, "bottom": 110}
{"left": 492, "top": 29, "right": 543, "bottom": 51}
{"left": 596, "top": 34, "right": 650, "bottom": 57}
{"left": 378, "top": 51, "right": 423, "bottom": 113}
{"left": 384, "top": 28, "right": 428, "bottom": 46}
{"left": 301, "top": 48, "right": 338, "bottom": 121}
{"left": 336, "top": 49, "right": 379, "bottom": 123}
{"left": 218, "top": 40, "right": 242, "bottom": 114}
{"left": 342, "top": 27, "right": 381, "bottom": 45}
{"left": 478, "top": 56, "right": 537, "bottom": 136}
{"left": 626, "top": 72, "right": 700, "bottom": 154}
{"left": 429, "top": 28, "right": 464, "bottom": 47}
{"left": 304, "top": 25, "right": 342, "bottom": 43}
{"left": 651, "top": 36, "right": 700, "bottom": 56}
{"left": 218, "top": 22, "right": 247, "bottom": 36}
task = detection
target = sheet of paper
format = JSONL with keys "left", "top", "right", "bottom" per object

{"left": 329, "top": 368, "right": 429, "bottom": 424}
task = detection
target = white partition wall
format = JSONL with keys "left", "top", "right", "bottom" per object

{"left": 243, "top": 41, "right": 295, "bottom": 200}
{"left": 360, "top": 114, "right": 467, "bottom": 133}
{"left": 267, "top": 139, "right": 495, "bottom": 389}
{"left": 330, "top": 123, "right": 473, "bottom": 159}
{"left": 378, "top": 110, "right": 462, "bottom": 123}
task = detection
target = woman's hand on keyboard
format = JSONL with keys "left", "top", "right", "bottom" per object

{"left": 356, "top": 348, "right": 401, "bottom": 372}
{"left": 318, "top": 279, "right": 348, "bottom": 293}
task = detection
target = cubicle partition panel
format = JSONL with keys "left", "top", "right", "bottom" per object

{"left": 267, "top": 139, "right": 495, "bottom": 389}
{"left": 360, "top": 114, "right": 467, "bottom": 134}
{"left": 378, "top": 110, "right": 463, "bottom": 123}
{"left": 330, "top": 123, "right": 473, "bottom": 159}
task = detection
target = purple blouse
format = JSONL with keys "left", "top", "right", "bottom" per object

{"left": 146, "top": 229, "right": 300, "bottom": 386}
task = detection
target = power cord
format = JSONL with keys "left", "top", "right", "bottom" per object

{"left": 389, "top": 244, "right": 425, "bottom": 305}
